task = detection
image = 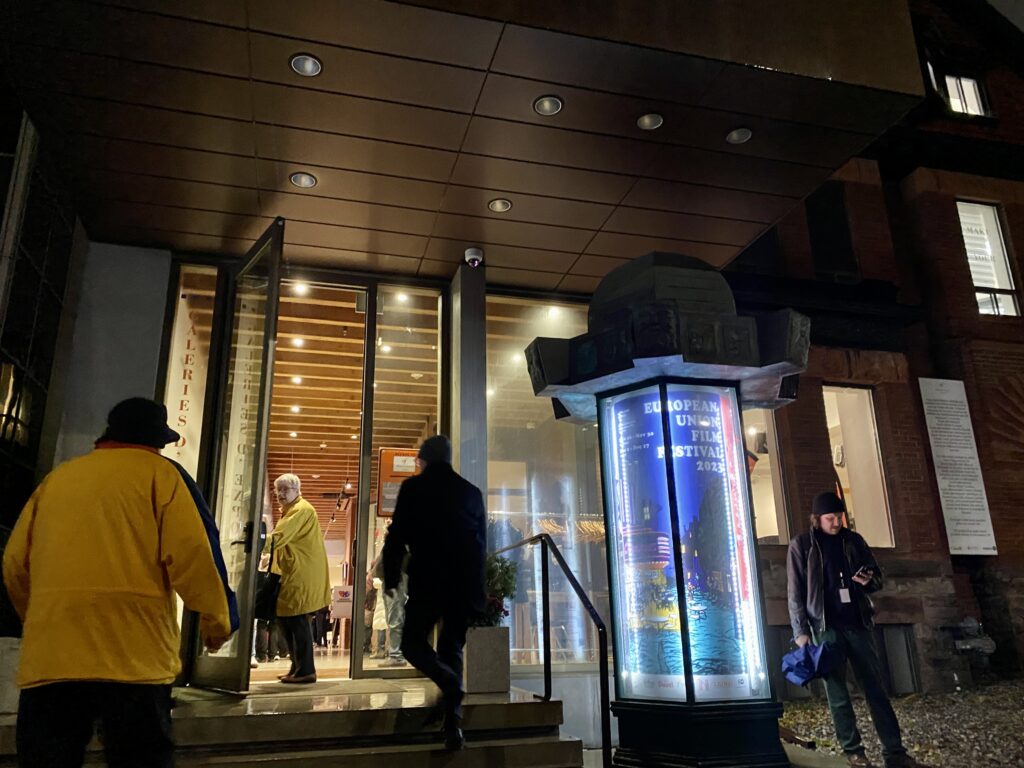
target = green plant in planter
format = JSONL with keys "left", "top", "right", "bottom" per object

{"left": 471, "top": 553, "right": 517, "bottom": 628}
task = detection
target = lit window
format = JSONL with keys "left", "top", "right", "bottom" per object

{"left": 742, "top": 409, "right": 788, "bottom": 545}
{"left": 822, "top": 386, "right": 893, "bottom": 548}
{"left": 944, "top": 75, "right": 985, "bottom": 116}
{"left": 956, "top": 202, "right": 1020, "bottom": 317}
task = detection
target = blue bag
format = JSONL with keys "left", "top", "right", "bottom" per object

{"left": 781, "top": 641, "right": 841, "bottom": 686}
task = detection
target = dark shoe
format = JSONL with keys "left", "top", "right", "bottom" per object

{"left": 255, "top": 656, "right": 268, "bottom": 663}
{"left": 443, "top": 726, "right": 465, "bottom": 751}
{"left": 847, "top": 753, "right": 876, "bottom": 768}
{"left": 277, "top": 671, "right": 295, "bottom": 680}
{"left": 281, "top": 674, "right": 317, "bottom": 684}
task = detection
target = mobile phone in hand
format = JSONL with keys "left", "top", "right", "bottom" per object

{"left": 855, "top": 566, "right": 873, "bottom": 579}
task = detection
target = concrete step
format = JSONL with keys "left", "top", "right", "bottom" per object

{"left": 170, "top": 735, "right": 582, "bottom": 767}
{"left": 0, "top": 683, "right": 583, "bottom": 767}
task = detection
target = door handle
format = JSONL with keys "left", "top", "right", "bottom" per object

{"left": 230, "top": 521, "right": 255, "bottom": 552}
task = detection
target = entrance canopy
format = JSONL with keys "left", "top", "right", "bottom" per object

{"left": 1, "top": 0, "right": 923, "bottom": 289}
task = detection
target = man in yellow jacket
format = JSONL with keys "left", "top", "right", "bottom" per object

{"left": 271, "top": 473, "right": 331, "bottom": 684}
{"left": 3, "top": 398, "right": 237, "bottom": 768}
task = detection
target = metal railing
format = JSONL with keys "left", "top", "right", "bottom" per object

{"left": 493, "top": 533, "right": 612, "bottom": 768}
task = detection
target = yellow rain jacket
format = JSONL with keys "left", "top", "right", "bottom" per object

{"left": 271, "top": 497, "right": 331, "bottom": 617}
{"left": 3, "top": 446, "right": 233, "bottom": 689}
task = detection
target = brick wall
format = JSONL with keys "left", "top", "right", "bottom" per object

{"left": 898, "top": 168, "right": 1024, "bottom": 674}
{"left": 758, "top": 345, "right": 967, "bottom": 691}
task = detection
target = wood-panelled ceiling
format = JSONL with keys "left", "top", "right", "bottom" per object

{"left": 0, "top": 0, "right": 920, "bottom": 290}
{"left": 265, "top": 282, "right": 439, "bottom": 538}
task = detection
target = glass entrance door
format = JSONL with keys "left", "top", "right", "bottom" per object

{"left": 187, "top": 218, "right": 283, "bottom": 691}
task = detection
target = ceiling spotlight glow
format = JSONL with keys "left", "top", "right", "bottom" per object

{"left": 292, "top": 281, "right": 310, "bottom": 295}
{"left": 547, "top": 306, "right": 560, "bottom": 318}
{"left": 290, "top": 405, "right": 301, "bottom": 414}
{"left": 289, "top": 171, "right": 318, "bottom": 188}
{"left": 726, "top": 127, "right": 753, "bottom": 145}
{"left": 350, "top": 434, "right": 358, "bottom": 440}
{"left": 488, "top": 198, "right": 512, "bottom": 213}
{"left": 636, "top": 112, "right": 664, "bottom": 131}
{"left": 487, "top": 388, "right": 495, "bottom": 397}
{"left": 291, "top": 376, "right": 303, "bottom": 385}
{"left": 289, "top": 431, "right": 298, "bottom": 438}
{"left": 289, "top": 53, "right": 322, "bottom": 77}
{"left": 381, "top": 344, "right": 392, "bottom": 353}
{"left": 747, "top": 426, "right": 758, "bottom": 436}
{"left": 396, "top": 293, "right": 409, "bottom": 303}
{"left": 291, "top": 338, "right": 305, "bottom": 347}
{"left": 345, "top": 482, "right": 352, "bottom": 490}
{"left": 312, "top": 474, "right": 321, "bottom": 479}
{"left": 511, "top": 352, "right": 523, "bottom": 363}
{"left": 533, "top": 94, "right": 563, "bottom": 116}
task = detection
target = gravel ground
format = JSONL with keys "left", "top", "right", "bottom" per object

{"left": 781, "top": 681, "right": 1024, "bottom": 767}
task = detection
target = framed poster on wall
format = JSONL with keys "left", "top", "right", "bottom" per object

{"left": 376, "top": 447, "right": 420, "bottom": 517}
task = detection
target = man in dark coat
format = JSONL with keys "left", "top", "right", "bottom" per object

{"left": 787, "top": 492, "right": 928, "bottom": 768}
{"left": 382, "top": 435, "right": 486, "bottom": 751}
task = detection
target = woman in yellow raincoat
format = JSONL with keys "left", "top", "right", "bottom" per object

{"left": 271, "top": 473, "right": 332, "bottom": 683}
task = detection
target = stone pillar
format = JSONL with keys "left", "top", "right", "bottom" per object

{"left": 450, "top": 263, "right": 487, "bottom": 492}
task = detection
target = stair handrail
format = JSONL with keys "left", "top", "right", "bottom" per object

{"left": 492, "top": 533, "right": 612, "bottom": 768}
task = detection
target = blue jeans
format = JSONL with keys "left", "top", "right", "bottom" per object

{"left": 812, "top": 627, "right": 905, "bottom": 763}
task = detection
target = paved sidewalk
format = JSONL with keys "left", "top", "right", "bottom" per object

{"left": 582, "top": 744, "right": 846, "bottom": 767}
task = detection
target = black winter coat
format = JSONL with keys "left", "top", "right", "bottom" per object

{"left": 786, "top": 527, "right": 883, "bottom": 639}
{"left": 382, "top": 462, "right": 487, "bottom": 614}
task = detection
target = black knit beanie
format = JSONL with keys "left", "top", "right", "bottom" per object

{"left": 811, "top": 491, "right": 846, "bottom": 517}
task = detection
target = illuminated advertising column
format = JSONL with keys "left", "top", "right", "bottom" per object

{"left": 525, "top": 252, "right": 808, "bottom": 768}
{"left": 600, "top": 382, "right": 768, "bottom": 704}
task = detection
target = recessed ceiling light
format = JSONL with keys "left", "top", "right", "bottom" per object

{"left": 292, "top": 282, "right": 310, "bottom": 296}
{"left": 533, "top": 94, "right": 563, "bottom": 116}
{"left": 411, "top": 373, "right": 424, "bottom": 380}
{"left": 289, "top": 171, "right": 318, "bottom": 189}
{"left": 289, "top": 431, "right": 298, "bottom": 438}
{"left": 289, "top": 53, "right": 322, "bottom": 77}
{"left": 381, "top": 344, "right": 392, "bottom": 353}
{"left": 291, "top": 376, "right": 303, "bottom": 385}
{"left": 373, "top": 382, "right": 377, "bottom": 388}
{"left": 345, "top": 482, "right": 352, "bottom": 490}
{"left": 487, "top": 388, "right": 495, "bottom": 397}
{"left": 548, "top": 306, "right": 560, "bottom": 318}
{"left": 747, "top": 426, "right": 758, "bottom": 436}
{"left": 396, "top": 293, "right": 409, "bottom": 303}
{"left": 291, "top": 405, "right": 301, "bottom": 413}
{"left": 319, "top": 442, "right": 327, "bottom": 449}
{"left": 511, "top": 352, "right": 523, "bottom": 363}
{"left": 726, "top": 127, "right": 753, "bottom": 145}
{"left": 637, "top": 113, "right": 664, "bottom": 131}
{"left": 593, "top": 423, "right": 599, "bottom": 428}
{"left": 312, "top": 474, "right": 321, "bottom": 479}
{"left": 350, "top": 434, "right": 358, "bottom": 440}
{"left": 291, "top": 338, "right": 305, "bottom": 347}
{"left": 488, "top": 198, "right": 512, "bottom": 213}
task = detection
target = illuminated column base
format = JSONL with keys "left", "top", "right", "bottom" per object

{"left": 612, "top": 701, "right": 789, "bottom": 768}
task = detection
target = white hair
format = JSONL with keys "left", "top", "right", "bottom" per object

{"left": 274, "top": 473, "right": 301, "bottom": 492}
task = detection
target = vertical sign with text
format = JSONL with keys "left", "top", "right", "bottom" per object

{"left": 919, "top": 378, "right": 997, "bottom": 555}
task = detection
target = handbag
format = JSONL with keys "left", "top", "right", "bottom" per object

{"left": 254, "top": 537, "right": 281, "bottom": 621}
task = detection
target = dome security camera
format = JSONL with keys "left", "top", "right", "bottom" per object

{"left": 464, "top": 247, "right": 484, "bottom": 268}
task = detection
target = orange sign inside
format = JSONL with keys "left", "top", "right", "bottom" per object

{"left": 376, "top": 448, "right": 419, "bottom": 517}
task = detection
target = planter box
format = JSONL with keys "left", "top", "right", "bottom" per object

{"left": 464, "top": 625, "right": 510, "bottom": 693}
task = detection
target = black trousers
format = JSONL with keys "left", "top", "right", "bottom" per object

{"left": 279, "top": 613, "right": 316, "bottom": 676}
{"left": 17, "top": 682, "right": 173, "bottom": 768}
{"left": 400, "top": 597, "right": 468, "bottom": 718}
